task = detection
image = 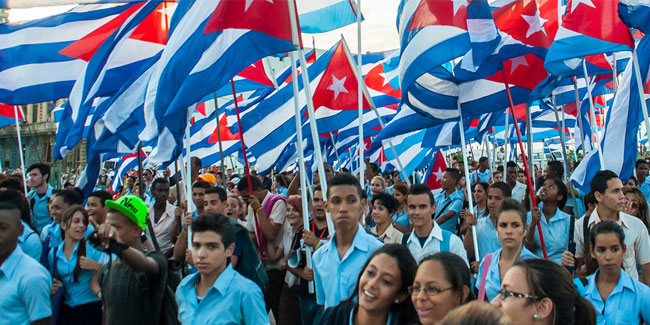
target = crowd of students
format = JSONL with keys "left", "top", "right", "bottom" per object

{"left": 1, "top": 156, "right": 650, "bottom": 324}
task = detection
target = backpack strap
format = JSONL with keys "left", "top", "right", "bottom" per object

{"left": 401, "top": 232, "right": 411, "bottom": 245}
{"left": 440, "top": 229, "right": 452, "bottom": 252}
{"left": 477, "top": 253, "right": 493, "bottom": 301}
{"left": 262, "top": 194, "right": 287, "bottom": 216}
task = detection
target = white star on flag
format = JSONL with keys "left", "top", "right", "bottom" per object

{"left": 521, "top": 8, "right": 548, "bottom": 38}
{"left": 432, "top": 168, "right": 444, "bottom": 182}
{"left": 327, "top": 75, "right": 349, "bottom": 100}
{"left": 451, "top": 0, "right": 469, "bottom": 16}
{"left": 509, "top": 56, "right": 529, "bottom": 73}
{"left": 378, "top": 67, "right": 399, "bottom": 87}
{"left": 245, "top": 0, "right": 274, "bottom": 12}
{"left": 570, "top": 0, "right": 595, "bottom": 13}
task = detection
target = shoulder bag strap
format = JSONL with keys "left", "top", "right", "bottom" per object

{"left": 477, "top": 253, "right": 493, "bottom": 301}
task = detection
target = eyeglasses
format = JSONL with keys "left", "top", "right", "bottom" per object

{"left": 407, "top": 286, "right": 452, "bottom": 297}
{"left": 496, "top": 288, "right": 539, "bottom": 301}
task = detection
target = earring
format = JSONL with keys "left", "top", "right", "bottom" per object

{"left": 533, "top": 314, "right": 540, "bottom": 320}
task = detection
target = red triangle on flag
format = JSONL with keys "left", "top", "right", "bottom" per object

{"left": 0, "top": 104, "right": 24, "bottom": 120}
{"left": 492, "top": 0, "right": 552, "bottom": 49}
{"left": 408, "top": 0, "right": 468, "bottom": 32}
{"left": 311, "top": 40, "right": 372, "bottom": 112}
{"left": 129, "top": 2, "right": 175, "bottom": 45}
{"left": 237, "top": 59, "right": 276, "bottom": 88}
{"left": 203, "top": 0, "right": 292, "bottom": 41}
{"left": 562, "top": 0, "right": 633, "bottom": 49}
{"left": 426, "top": 149, "right": 448, "bottom": 191}
{"left": 208, "top": 113, "right": 240, "bottom": 143}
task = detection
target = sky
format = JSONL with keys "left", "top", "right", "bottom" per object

{"left": 8, "top": 0, "right": 401, "bottom": 53}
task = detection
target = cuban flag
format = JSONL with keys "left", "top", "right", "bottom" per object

{"left": 110, "top": 150, "right": 146, "bottom": 192}
{"left": 382, "top": 129, "right": 432, "bottom": 178}
{"left": 491, "top": 0, "right": 554, "bottom": 60}
{"left": 0, "top": 3, "right": 139, "bottom": 104}
{"left": 571, "top": 35, "right": 650, "bottom": 193}
{"left": 297, "top": 0, "right": 361, "bottom": 33}
{"left": 141, "top": 0, "right": 295, "bottom": 165}
{"left": 187, "top": 98, "right": 241, "bottom": 168}
{"left": 0, "top": 104, "right": 23, "bottom": 128}
{"left": 423, "top": 149, "right": 448, "bottom": 195}
{"left": 618, "top": 0, "right": 650, "bottom": 33}
{"left": 545, "top": 0, "right": 634, "bottom": 76}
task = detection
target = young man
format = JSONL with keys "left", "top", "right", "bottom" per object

{"left": 170, "top": 156, "right": 202, "bottom": 204}
{"left": 0, "top": 202, "right": 52, "bottom": 325}
{"left": 405, "top": 184, "right": 468, "bottom": 264}
{"left": 87, "top": 190, "right": 112, "bottom": 225}
{"left": 312, "top": 173, "right": 383, "bottom": 308}
{"left": 562, "top": 170, "right": 650, "bottom": 285}
{"left": 506, "top": 161, "right": 526, "bottom": 202}
{"left": 27, "top": 163, "right": 53, "bottom": 233}
{"left": 149, "top": 178, "right": 176, "bottom": 256}
{"left": 175, "top": 214, "right": 268, "bottom": 324}
{"left": 303, "top": 186, "right": 329, "bottom": 250}
{"left": 192, "top": 180, "right": 211, "bottom": 216}
{"left": 91, "top": 195, "right": 170, "bottom": 325}
{"left": 469, "top": 157, "right": 491, "bottom": 185}
{"left": 636, "top": 159, "right": 650, "bottom": 202}
{"left": 434, "top": 168, "right": 464, "bottom": 233}
{"left": 0, "top": 189, "right": 43, "bottom": 262}
{"left": 493, "top": 171, "right": 503, "bottom": 183}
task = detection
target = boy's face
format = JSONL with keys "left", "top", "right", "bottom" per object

{"left": 192, "top": 187, "right": 206, "bottom": 210}
{"left": 494, "top": 172, "right": 503, "bottom": 183}
{"left": 326, "top": 185, "right": 364, "bottom": 232}
{"left": 407, "top": 193, "right": 434, "bottom": 229}
{"left": 204, "top": 193, "right": 224, "bottom": 215}
{"left": 106, "top": 211, "right": 141, "bottom": 245}
{"left": 191, "top": 231, "right": 234, "bottom": 275}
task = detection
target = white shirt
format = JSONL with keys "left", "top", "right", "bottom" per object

{"left": 148, "top": 201, "right": 177, "bottom": 255}
{"left": 370, "top": 224, "right": 403, "bottom": 245}
{"left": 406, "top": 223, "right": 468, "bottom": 264}
{"left": 245, "top": 192, "right": 288, "bottom": 269}
{"left": 575, "top": 209, "right": 650, "bottom": 280}
{"left": 511, "top": 181, "right": 527, "bottom": 202}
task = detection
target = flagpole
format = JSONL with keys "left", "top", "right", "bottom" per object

{"left": 231, "top": 80, "right": 266, "bottom": 253}
{"left": 572, "top": 77, "right": 587, "bottom": 155}
{"left": 504, "top": 107, "right": 509, "bottom": 166}
{"left": 484, "top": 133, "right": 494, "bottom": 183}
{"left": 501, "top": 70, "right": 548, "bottom": 259}
{"left": 174, "top": 160, "right": 181, "bottom": 203}
{"left": 213, "top": 92, "right": 226, "bottom": 173}
{"left": 329, "top": 132, "right": 342, "bottom": 168}
{"left": 632, "top": 49, "right": 650, "bottom": 155}
{"left": 288, "top": 0, "right": 335, "bottom": 233}
{"left": 525, "top": 103, "right": 535, "bottom": 192}
{"left": 289, "top": 51, "right": 314, "bottom": 293}
{"left": 612, "top": 52, "right": 618, "bottom": 92}
{"left": 355, "top": 0, "right": 365, "bottom": 189}
{"left": 467, "top": 137, "right": 479, "bottom": 183}
{"left": 183, "top": 116, "right": 195, "bottom": 251}
{"left": 14, "top": 106, "right": 28, "bottom": 195}
{"left": 456, "top": 103, "right": 479, "bottom": 261}
{"left": 137, "top": 143, "right": 144, "bottom": 200}
{"left": 582, "top": 61, "right": 605, "bottom": 169}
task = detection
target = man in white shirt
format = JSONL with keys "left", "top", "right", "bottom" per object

{"left": 507, "top": 161, "right": 527, "bottom": 202}
{"left": 562, "top": 170, "right": 650, "bottom": 285}
{"left": 148, "top": 178, "right": 177, "bottom": 256}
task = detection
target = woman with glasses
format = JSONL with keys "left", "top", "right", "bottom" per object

{"left": 492, "top": 258, "right": 595, "bottom": 324}
{"left": 575, "top": 221, "right": 650, "bottom": 324}
{"left": 411, "top": 252, "right": 475, "bottom": 325}
{"left": 475, "top": 199, "right": 538, "bottom": 301}
{"left": 524, "top": 178, "right": 569, "bottom": 264}
{"left": 319, "top": 244, "right": 419, "bottom": 325}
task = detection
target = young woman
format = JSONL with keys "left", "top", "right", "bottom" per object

{"left": 524, "top": 178, "right": 569, "bottom": 264}
{"left": 473, "top": 182, "right": 489, "bottom": 219}
{"left": 279, "top": 196, "right": 308, "bottom": 325}
{"left": 225, "top": 194, "right": 247, "bottom": 225}
{"left": 274, "top": 174, "right": 289, "bottom": 197}
{"left": 370, "top": 193, "right": 403, "bottom": 244}
{"left": 623, "top": 187, "right": 650, "bottom": 233}
{"left": 492, "top": 258, "right": 596, "bottom": 325}
{"left": 391, "top": 183, "right": 411, "bottom": 233}
{"left": 411, "top": 252, "right": 475, "bottom": 325}
{"left": 49, "top": 206, "right": 111, "bottom": 325}
{"left": 575, "top": 221, "right": 650, "bottom": 324}
{"left": 370, "top": 175, "right": 387, "bottom": 198}
{"left": 462, "top": 182, "right": 511, "bottom": 263}
{"left": 475, "top": 199, "right": 537, "bottom": 301}
{"left": 320, "top": 244, "right": 419, "bottom": 325}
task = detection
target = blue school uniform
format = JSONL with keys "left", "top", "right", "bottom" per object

{"left": 475, "top": 247, "right": 538, "bottom": 301}
{"left": 475, "top": 215, "right": 501, "bottom": 261}
{"left": 19, "top": 220, "right": 42, "bottom": 262}
{"left": 434, "top": 190, "right": 464, "bottom": 233}
{"left": 526, "top": 203, "right": 571, "bottom": 265}
{"left": 392, "top": 209, "right": 411, "bottom": 229}
{"left": 28, "top": 185, "right": 53, "bottom": 233}
{"left": 175, "top": 264, "right": 268, "bottom": 324}
{"left": 470, "top": 169, "right": 491, "bottom": 184}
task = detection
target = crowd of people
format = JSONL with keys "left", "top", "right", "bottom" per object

{"left": 1, "top": 155, "right": 650, "bottom": 325}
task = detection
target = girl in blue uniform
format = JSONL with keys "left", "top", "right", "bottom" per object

{"left": 525, "top": 178, "right": 570, "bottom": 264}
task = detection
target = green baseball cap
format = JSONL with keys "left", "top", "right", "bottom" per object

{"left": 105, "top": 195, "right": 149, "bottom": 231}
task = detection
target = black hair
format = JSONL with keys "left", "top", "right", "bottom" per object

{"left": 514, "top": 259, "right": 596, "bottom": 325}
{"left": 53, "top": 189, "right": 83, "bottom": 206}
{"left": 371, "top": 192, "right": 399, "bottom": 214}
{"left": 488, "top": 182, "right": 512, "bottom": 198}
{"left": 584, "top": 191, "right": 597, "bottom": 208}
{"left": 517, "top": 169, "right": 526, "bottom": 175}
{"left": 421, "top": 252, "right": 476, "bottom": 303}
{"left": 274, "top": 173, "right": 288, "bottom": 188}
{"left": 73, "top": 187, "right": 84, "bottom": 201}
{"left": 191, "top": 156, "right": 202, "bottom": 169}
{"left": 544, "top": 178, "right": 568, "bottom": 210}
{"left": 151, "top": 177, "right": 169, "bottom": 190}
{"left": 445, "top": 168, "right": 462, "bottom": 184}
{"left": 472, "top": 182, "right": 489, "bottom": 194}
{"left": 205, "top": 186, "right": 227, "bottom": 202}
{"left": 589, "top": 220, "right": 625, "bottom": 248}
{"left": 590, "top": 170, "right": 619, "bottom": 196}
{"left": 191, "top": 213, "right": 235, "bottom": 248}
{"left": 497, "top": 198, "right": 527, "bottom": 224}
{"left": 88, "top": 191, "right": 112, "bottom": 207}
{"left": 347, "top": 244, "right": 419, "bottom": 325}
{"left": 547, "top": 161, "right": 564, "bottom": 178}
{"left": 0, "top": 201, "right": 21, "bottom": 224}
{"left": 409, "top": 183, "right": 435, "bottom": 206}
{"left": 27, "top": 163, "right": 51, "bottom": 183}
{"left": 0, "top": 189, "right": 31, "bottom": 225}
{"left": 392, "top": 183, "right": 409, "bottom": 196}
{"left": 0, "top": 176, "right": 25, "bottom": 194}
{"left": 496, "top": 166, "right": 504, "bottom": 173}
{"left": 192, "top": 180, "right": 212, "bottom": 190}
{"left": 236, "top": 175, "right": 263, "bottom": 192}
{"left": 636, "top": 159, "right": 649, "bottom": 168}
{"left": 479, "top": 157, "right": 488, "bottom": 164}
{"left": 506, "top": 161, "right": 518, "bottom": 169}
{"left": 327, "top": 172, "right": 363, "bottom": 200}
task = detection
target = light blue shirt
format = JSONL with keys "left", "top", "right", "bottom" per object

{"left": 470, "top": 169, "right": 491, "bottom": 184}
{"left": 175, "top": 264, "right": 268, "bottom": 324}
{"left": 475, "top": 216, "right": 501, "bottom": 261}
{"left": 565, "top": 187, "right": 586, "bottom": 219}
{"left": 276, "top": 187, "right": 288, "bottom": 198}
{"left": 475, "top": 247, "right": 538, "bottom": 301}
{"left": 40, "top": 223, "right": 95, "bottom": 256}
{"left": 313, "top": 225, "right": 383, "bottom": 308}
{"left": 0, "top": 246, "right": 52, "bottom": 324}
{"left": 19, "top": 220, "right": 42, "bottom": 262}
{"left": 526, "top": 203, "right": 571, "bottom": 264}
{"left": 576, "top": 269, "right": 650, "bottom": 325}
{"left": 639, "top": 178, "right": 650, "bottom": 204}
{"left": 28, "top": 185, "right": 53, "bottom": 233}
{"left": 434, "top": 190, "right": 464, "bottom": 233}
{"left": 48, "top": 240, "right": 110, "bottom": 307}
{"left": 392, "top": 209, "right": 411, "bottom": 229}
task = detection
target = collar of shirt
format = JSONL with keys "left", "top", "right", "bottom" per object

{"left": 487, "top": 246, "right": 538, "bottom": 276}
{"left": 584, "top": 269, "right": 637, "bottom": 303}
{"left": 329, "top": 226, "right": 375, "bottom": 261}
{"left": 588, "top": 209, "right": 633, "bottom": 229}
{"left": 373, "top": 224, "right": 398, "bottom": 241}
{"left": 149, "top": 201, "right": 177, "bottom": 225}
{"left": 55, "top": 240, "right": 82, "bottom": 261}
{"left": 0, "top": 246, "right": 24, "bottom": 279}
{"left": 29, "top": 184, "right": 53, "bottom": 200}
{"left": 407, "top": 222, "right": 443, "bottom": 248}
{"left": 210, "top": 264, "right": 237, "bottom": 296}
{"left": 539, "top": 202, "right": 570, "bottom": 224}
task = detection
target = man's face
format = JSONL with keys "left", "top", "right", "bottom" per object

{"left": 0, "top": 210, "right": 23, "bottom": 258}
{"left": 204, "top": 193, "right": 224, "bottom": 215}
{"left": 516, "top": 172, "right": 526, "bottom": 184}
{"left": 86, "top": 197, "right": 107, "bottom": 223}
{"left": 106, "top": 211, "right": 141, "bottom": 245}
{"left": 326, "top": 185, "right": 364, "bottom": 231}
{"left": 152, "top": 183, "right": 170, "bottom": 203}
{"left": 28, "top": 169, "right": 44, "bottom": 188}
{"left": 311, "top": 190, "right": 326, "bottom": 220}
{"left": 637, "top": 163, "right": 649, "bottom": 179}
{"left": 407, "top": 193, "right": 434, "bottom": 229}
{"left": 191, "top": 231, "right": 233, "bottom": 276}
{"left": 596, "top": 178, "right": 626, "bottom": 212}
{"left": 192, "top": 188, "right": 206, "bottom": 211}
{"left": 48, "top": 195, "right": 69, "bottom": 223}
{"left": 506, "top": 167, "right": 518, "bottom": 183}
{"left": 494, "top": 172, "right": 503, "bottom": 183}
{"left": 143, "top": 170, "right": 153, "bottom": 182}
{"left": 441, "top": 172, "right": 457, "bottom": 191}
